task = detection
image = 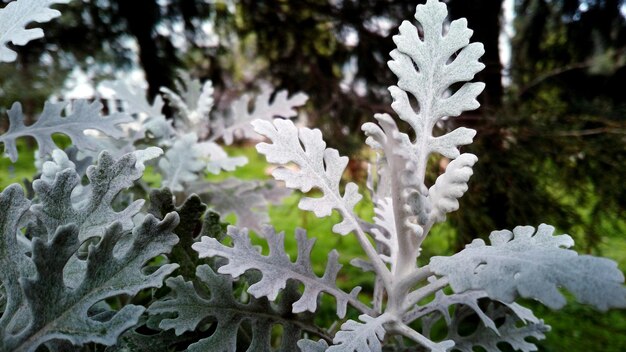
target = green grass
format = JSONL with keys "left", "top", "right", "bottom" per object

{"left": 1, "top": 143, "right": 625, "bottom": 351}
{"left": 0, "top": 146, "right": 36, "bottom": 188}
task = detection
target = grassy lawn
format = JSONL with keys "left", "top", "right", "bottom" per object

{"left": 1, "top": 142, "right": 625, "bottom": 351}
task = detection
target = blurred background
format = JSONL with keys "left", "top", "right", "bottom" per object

{"left": 1, "top": 0, "right": 625, "bottom": 350}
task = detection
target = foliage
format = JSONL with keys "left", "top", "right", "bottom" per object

{"left": 0, "top": 0, "right": 70, "bottom": 63}
{"left": 0, "top": 1, "right": 625, "bottom": 351}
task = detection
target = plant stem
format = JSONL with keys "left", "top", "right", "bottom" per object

{"left": 402, "top": 277, "right": 449, "bottom": 312}
{"left": 388, "top": 320, "right": 443, "bottom": 351}
{"left": 396, "top": 265, "right": 434, "bottom": 295}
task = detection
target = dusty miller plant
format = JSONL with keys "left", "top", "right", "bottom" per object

{"left": 194, "top": 0, "right": 626, "bottom": 351}
{"left": 0, "top": 0, "right": 625, "bottom": 351}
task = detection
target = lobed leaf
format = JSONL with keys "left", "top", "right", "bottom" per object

{"left": 101, "top": 80, "right": 173, "bottom": 141}
{"left": 1, "top": 207, "right": 179, "bottom": 351}
{"left": 191, "top": 178, "right": 289, "bottom": 231}
{"left": 0, "top": 100, "right": 132, "bottom": 162}
{"left": 430, "top": 224, "right": 626, "bottom": 310}
{"left": 388, "top": 0, "right": 484, "bottom": 145}
{"left": 447, "top": 304, "right": 550, "bottom": 352}
{"left": 0, "top": 185, "right": 33, "bottom": 341}
{"left": 220, "top": 84, "right": 308, "bottom": 145}
{"left": 328, "top": 314, "right": 388, "bottom": 352}
{"left": 254, "top": 118, "right": 363, "bottom": 235}
{"left": 405, "top": 289, "right": 497, "bottom": 333}
{"left": 193, "top": 225, "right": 370, "bottom": 318}
{"left": 160, "top": 71, "right": 214, "bottom": 137}
{"left": 149, "top": 264, "right": 313, "bottom": 352}
{"left": 298, "top": 339, "right": 330, "bottom": 352}
{"left": 427, "top": 153, "right": 478, "bottom": 223}
{"left": 31, "top": 149, "right": 161, "bottom": 242}
{"left": 0, "top": 0, "right": 71, "bottom": 62}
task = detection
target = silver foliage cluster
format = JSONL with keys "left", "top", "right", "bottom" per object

{"left": 0, "top": 68, "right": 305, "bottom": 230}
{"left": 195, "top": 1, "right": 626, "bottom": 351}
{"left": 0, "top": 0, "right": 70, "bottom": 63}
{"left": 0, "top": 150, "right": 180, "bottom": 352}
{"left": 99, "top": 73, "right": 305, "bottom": 229}
{"left": 0, "top": 0, "right": 625, "bottom": 351}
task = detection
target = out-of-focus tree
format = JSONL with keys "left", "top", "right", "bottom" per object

{"left": 451, "top": 0, "right": 626, "bottom": 250}
{"left": 0, "top": 0, "right": 238, "bottom": 112}
{"left": 1, "top": 0, "right": 625, "bottom": 253}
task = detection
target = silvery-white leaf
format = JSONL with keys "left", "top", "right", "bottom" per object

{"left": 328, "top": 314, "right": 388, "bottom": 352}
{"left": 133, "top": 146, "right": 163, "bottom": 171}
{"left": 254, "top": 118, "right": 362, "bottom": 235}
{"left": 30, "top": 150, "right": 153, "bottom": 241}
{"left": 40, "top": 149, "right": 88, "bottom": 204}
{"left": 298, "top": 339, "right": 330, "bottom": 352}
{"left": 371, "top": 197, "right": 397, "bottom": 265}
{"left": 63, "top": 146, "right": 93, "bottom": 177}
{"left": 448, "top": 304, "right": 549, "bottom": 352}
{"left": 101, "top": 80, "right": 165, "bottom": 119}
{"left": 0, "top": 0, "right": 70, "bottom": 62}
{"left": 160, "top": 71, "right": 214, "bottom": 136}
{"left": 387, "top": 0, "right": 484, "bottom": 157}
{"left": 149, "top": 264, "right": 310, "bottom": 352}
{"left": 362, "top": 114, "right": 423, "bottom": 239}
{"left": 0, "top": 185, "right": 34, "bottom": 341}
{"left": 504, "top": 302, "right": 542, "bottom": 324}
{"left": 220, "top": 84, "right": 308, "bottom": 145}
{"left": 427, "top": 153, "right": 477, "bottom": 223}
{"left": 0, "top": 100, "right": 132, "bottom": 162}
{"left": 158, "top": 133, "right": 207, "bottom": 192}
{"left": 101, "top": 80, "right": 173, "bottom": 141}
{"left": 192, "top": 178, "right": 289, "bottom": 231}
{"left": 0, "top": 213, "right": 179, "bottom": 352}
{"left": 430, "top": 224, "right": 626, "bottom": 310}
{"left": 204, "top": 142, "right": 247, "bottom": 174}
{"left": 40, "top": 149, "right": 76, "bottom": 184}
{"left": 404, "top": 289, "right": 497, "bottom": 334}
{"left": 193, "top": 225, "right": 370, "bottom": 318}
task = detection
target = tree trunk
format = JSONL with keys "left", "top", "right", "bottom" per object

{"left": 117, "top": 0, "right": 176, "bottom": 101}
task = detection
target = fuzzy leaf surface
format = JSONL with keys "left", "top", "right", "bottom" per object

{"left": 0, "top": 0, "right": 70, "bottom": 62}
{"left": 160, "top": 72, "right": 214, "bottom": 136}
{"left": 157, "top": 133, "right": 246, "bottom": 191}
{"left": 0, "top": 185, "right": 33, "bottom": 340}
{"left": 427, "top": 153, "right": 477, "bottom": 222}
{"left": 192, "top": 178, "right": 290, "bottom": 231}
{"left": 388, "top": 0, "right": 484, "bottom": 155}
{"left": 328, "top": 314, "right": 388, "bottom": 352}
{"left": 0, "top": 100, "right": 132, "bottom": 162}
{"left": 430, "top": 224, "right": 626, "bottom": 310}
{"left": 193, "top": 225, "right": 370, "bottom": 318}
{"left": 298, "top": 339, "right": 330, "bottom": 352}
{"left": 31, "top": 149, "right": 160, "bottom": 241}
{"left": 254, "top": 119, "right": 362, "bottom": 235}
{"left": 149, "top": 264, "right": 313, "bottom": 352}
{"left": 447, "top": 304, "right": 549, "bottom": 352}
{"left": 405, "top": 289, "right": 496, "bottom": 333}
{"left": 220, "top": 85, "right": 307, "bottom": 145}
{"left": 1, "top": 212, "right": 179, "bottom": 352}
{"left": 101, "top": 80, "right": 173, "bottom": 140}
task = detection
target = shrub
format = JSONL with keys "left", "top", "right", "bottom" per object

{"left": 0, "top": 0, "right": 624, "bottom": 351}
